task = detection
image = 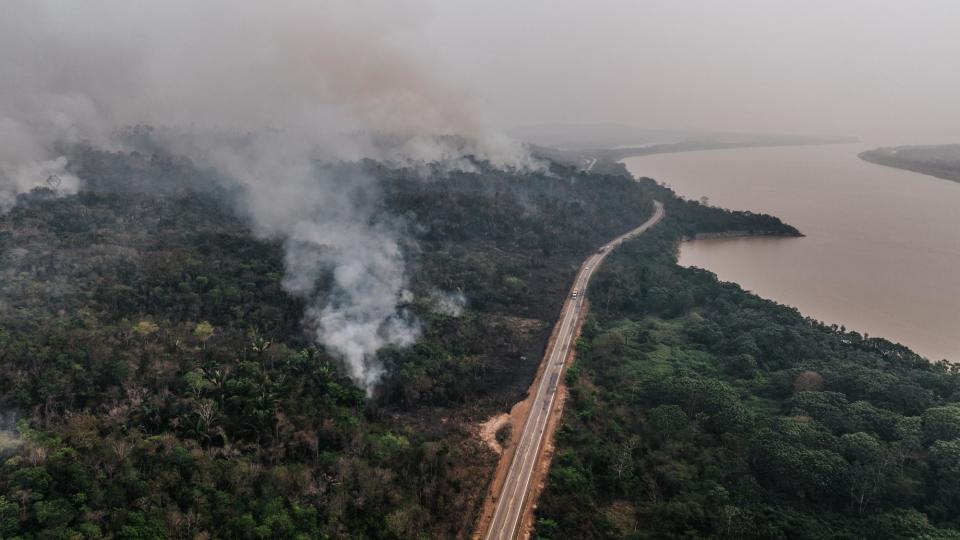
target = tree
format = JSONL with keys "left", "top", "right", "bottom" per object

{"left": 193, "top": 321, "right": 215, "bottom": 348}
{"left": 612, "top": 435, "right": 640, "bottom": 482}
{"left": 841, "top": 432, "right": 891, "bottom": 514}
{"left": 133, "top": 320, "right": 159, "bottom": 337}
{"left": 929, "top": 439, "right": 960, "bottom": 519}
{"left": 922, "top": 405, "right": 960, "bottom": 444}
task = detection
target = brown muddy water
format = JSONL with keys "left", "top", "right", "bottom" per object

{"left": 623, "top": 143, "right": 960, "bottom": 362}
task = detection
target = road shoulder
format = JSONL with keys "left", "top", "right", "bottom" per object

{"left": 472, "top": 296, "right": 576, "bottom": 539}
{"left": 516, "top": 298, "right": 588, "bottom": 540}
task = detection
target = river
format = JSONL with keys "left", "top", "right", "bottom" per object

{"left": 623, "top": 142, "right": 960, "bottom": 362}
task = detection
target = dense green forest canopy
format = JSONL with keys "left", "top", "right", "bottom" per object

{"left": 0, "top": 141, "right": 795, "bottom": 538}
{"left": 534, "top": 196, "right": 960, "bottom": 539}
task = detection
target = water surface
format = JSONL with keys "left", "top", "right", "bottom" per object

{"left": 623, "top": 143, "right": 960, "bottom": 362}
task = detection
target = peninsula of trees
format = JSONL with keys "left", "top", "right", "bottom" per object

{"left": 534, "top": 182, "right": 960, "bottom": 539}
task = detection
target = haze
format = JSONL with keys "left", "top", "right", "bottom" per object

{"left": 6, "top": 1, "right": 960, "bottom": 141}
{"left": 424, "top": 0, "right": 960, "bottom": 138}
{"left": 3, "top": 0, "right": 960, "bottom": 390}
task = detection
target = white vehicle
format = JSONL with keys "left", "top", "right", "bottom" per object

{"left": 571, "top": 289, "right": 579, "bottom": 299}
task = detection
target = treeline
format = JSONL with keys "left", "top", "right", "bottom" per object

{"left": 534, "top": 202, "right": 960, "bottom": 538}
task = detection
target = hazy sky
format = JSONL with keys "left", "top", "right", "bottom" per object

{"left": 418, "top": 1, "right": 960, "bottom": 138}
{"left": 3, "top": 0, "right": 959, "bottom": 143}
{"left": 1, "top": 0, "right": 957, "bottom": 389}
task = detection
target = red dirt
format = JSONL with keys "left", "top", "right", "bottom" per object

{"left": 473, "top": 299, "right": 589, "bottom": 540}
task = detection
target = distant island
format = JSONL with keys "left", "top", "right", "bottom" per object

{"left": 860, "top": 144, "right": 960, "bottom": 183}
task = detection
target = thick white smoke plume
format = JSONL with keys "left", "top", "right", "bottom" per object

{"left": 0, "top": 1, "right": 541, "bottom": 393}
{"left": 171, "top": 130, "right": 423, "bottom": 394}
{"left": 0, "top": 154, "right": 80, "bottom": 213}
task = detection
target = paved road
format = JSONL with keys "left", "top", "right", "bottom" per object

{"left": 483, "top": 201, "right": 665, "bottom": 540}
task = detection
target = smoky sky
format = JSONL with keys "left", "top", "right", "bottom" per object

{"left": 422, "top": 1, "right": 960, "bottom": 138}
{"left": 3, "top": 0, "right": 958, "bottom": 391}
{"left": 6, "top": 1, "right": 959, "bottom": 140}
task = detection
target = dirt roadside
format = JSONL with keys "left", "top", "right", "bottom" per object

{"left": 516, "top": 300, "right": 587, "bottom": 540}
{"left": 473, "top": 299, "right": 588, "bottom": 540}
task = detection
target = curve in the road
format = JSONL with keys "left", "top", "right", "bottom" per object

{"left": 483, "top": 201, "right": 665, "bottom": 540}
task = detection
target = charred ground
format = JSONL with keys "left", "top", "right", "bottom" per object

{"left": 0, "top": 143, "right": 792, "bottom": 538}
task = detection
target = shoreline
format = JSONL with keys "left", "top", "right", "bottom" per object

{"left": 595, "top": 137, "right": 858, "bottom": 163}
{"left": 858, "top": 150, "right": 960, "bottom": 184}
{"left": 682, "top": 229, "right": 805, "bottom": 241}
{"left": 618, "top": 147, "right": 960, "bottom": 363}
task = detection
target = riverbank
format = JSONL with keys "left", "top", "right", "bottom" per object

{"left": 683, "top": 229, "right": 805, "bottom": 241}
{"left": 859, "top": 147, "right": 960, "bottom": 183}
{"left": 622, "top": 144, "right": 960, "bottom": 362}
{"left": 594, "top": 135, "right": 858, "bottom": 163}
{"left": 534, "top": 207, "right": 960, "bottom": 539}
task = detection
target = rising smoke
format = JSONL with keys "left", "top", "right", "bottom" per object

{"left": 0, "top": 1, "right": 541, "bottom": 394}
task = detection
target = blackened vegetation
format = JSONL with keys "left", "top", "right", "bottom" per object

{"left": 534, "top": 199, "right": 960, "bottom": 539}
{"left": 0, "top": 145, "right": 697, "bottom": 538}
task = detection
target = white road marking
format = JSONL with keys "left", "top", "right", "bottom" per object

{"left": 483, "top": 201, "right": 664, "bottom": 540}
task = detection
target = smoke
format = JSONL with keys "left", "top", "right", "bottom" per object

{"left": 0, "top": 1, "right": 540, "bottom": 393}
{"left": 165, "top": 129, "right": 423, "bottom": 394}
{"left": 0, "top": 153, "right": 80, "bottom": 213}
{"left": 431, "top": 290, "right": 468, "bottom": 318}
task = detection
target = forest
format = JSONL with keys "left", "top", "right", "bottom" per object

{"left": 533, "top": 188, "right": 960, "bottom": 539}
{"left": 0, "top": 142, "right": 704, "bottom": 538}
{"left": 3, "top": 138, "right": 932, "bottom": 539}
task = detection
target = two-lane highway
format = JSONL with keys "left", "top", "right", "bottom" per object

{"left": 483, "top": 201, "right": 664, "bottom": 540}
